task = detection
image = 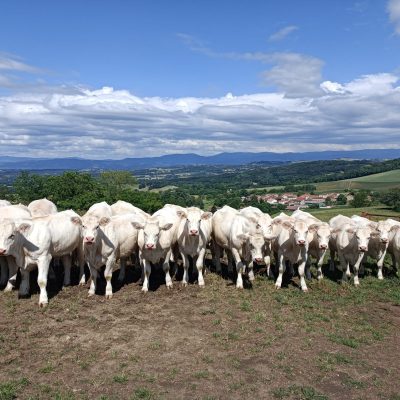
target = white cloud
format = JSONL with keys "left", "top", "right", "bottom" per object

{"left": 268, "top": 25, "right": 298, "bottom": 42}
{"left": 0, "top": 72, "right": 399, "bottom": 159}
{"left": 388, "top": 0, "right": 400, "bottom": 35}
{"left": 0, "top": 53, "right": 41, "bottom": 73}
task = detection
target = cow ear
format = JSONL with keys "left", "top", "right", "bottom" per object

{"left": 390, "top": 225, "right": 400, "bottom": 232}
{"left": 282, "top": 221, "right": 293, "bottom": 230}
{"left": 99, "top": 217, "right": 111, "bottom": 226}
{"left": 160, "top": 222, "right": 173, "bottom": 231}
{"left": 368, "top": 222, "right": 377, "bottom": 230}
{"left": 308, "top": 223, "right": 319, "bottom": 233}
{"left": 247, "top": 216, "right": 258, "bottom": 225}
{"left": 70, "top": 216, "right": 82, "bottom": 225}
{"left": 17, "top": 222, "right": 31, "bottom": 233}
{"left": 131, "top": 221, "right": 145, "bottom": 230}
{"left": 176, "top": 210, "right": 187, "bottom": 219}
{"left": 201, "top": 212, "right": 212, "bottom": 220}
{"left": 237, "top": 233, "right": 249, "bottom": 242}
{"left": 272, "top": 218, "right": 282, "bottom": 225}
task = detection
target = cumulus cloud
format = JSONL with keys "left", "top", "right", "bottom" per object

{"left": 268, "top": 25, "right": 298, "bottom": 42}
{"left": 388, "top": 0, "right": 400, "bottom": 35}
{"left": 0, "top": 71, "right": 399, "bottom": 159}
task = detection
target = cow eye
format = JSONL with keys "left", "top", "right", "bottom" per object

{"left": 9, "top": 234, "right": 15, "bottom": 240}
{"left": 96, "top": 225, "right": 100, "bottom": 230}
{"left": 82, "top": 225, "right": 86, "bottom": 229}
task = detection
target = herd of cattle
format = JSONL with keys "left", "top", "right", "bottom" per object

{"left": 0, "top": 199, "right": 399, "bottom": 307}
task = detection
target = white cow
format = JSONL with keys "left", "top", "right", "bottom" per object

{"left": 36, "top": 210, "right": 84, "bottom": 286}
{"left": 272, "top": 216, "right": 313, "bottom": 291}
{"left": 132, "top": 206, "right": 181, "bottom": 292}
{"left": 0, "top": 205, "right": 32, "bottom": 291}
{"left": 86, "top": 201, "right": 113, "bottom": 219}
{"left": 329, "top": 215, "right": 375, "bottom": 285}
{"left": 28, "top": 198, "right": 57, "bottom": 217}
{"left": 0, "top": 218, "right": 52, "bottom": 306}
{"left": 292, "top": 210, "right": 331, "bottom": 280}
{"left": 81, "top": 213, "right": 144, "bottom": 298}
{"left": 240, "top": 206, "right": 275, "bottom": 277}
{"left": 111, "top": 200, "right": 150, "bottom": 218}
{"left": 212, "top": 206, "right": 266, "bottom": 289}
{"left": 388, "top": 223, "right": 400, "bottom": 274}
{"left": 0, "top": 200, "right": 11, "bottom": 207}
{"left": 176, "top": 207, "right": 212, "bottom": 287}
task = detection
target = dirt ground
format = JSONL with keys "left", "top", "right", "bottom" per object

{"left": 0, "top": 259, "right": 400, "bottom": 400}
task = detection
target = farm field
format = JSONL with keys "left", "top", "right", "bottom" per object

{"left": 315, "top": 169, "right": 400, "bottom": 192}
{"left": 0, "top": 259, "right": 400, "bottom": 400}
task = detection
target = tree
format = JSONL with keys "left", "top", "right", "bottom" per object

{"left": 13, "top": 172, "right": 46, "bottom": 203}
{"left": 99, "top": 171, "right": 137, "bottom": 201}
{"left": 336, "top": 194, "right": 347, "bottom": 205}
{"left": 380, "top": 189, "right": 400, "bottom": 212}
{"left": 351, "top": 191, "right": 370, "bottom": 208}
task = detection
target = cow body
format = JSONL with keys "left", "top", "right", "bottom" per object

{"left": 28, "top": 198, "right": 57, "bottom": 217}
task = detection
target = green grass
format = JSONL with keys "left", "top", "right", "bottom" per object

{"left": 0, "top": 378, "right": 29, "bottom": 400}
{"left": 316, "top": 169, "right": 400, "bottom": 192}
{"left": 272, "top": 384, "right": 329, "bottom": 399}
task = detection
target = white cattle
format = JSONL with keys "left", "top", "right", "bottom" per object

{"left": 0, "top": 218, "right": 52, "bottom": 306}
{"left": 36, "top": 210, "right": 84, "bottom": 286}
{"left": 329, "top": 215, "right": 375, "bottom": 285}
{"left": 111, "top": 200, "right": 150, "bottom": 218}
{"left": 86, "top": 201, "right": 112, "bottom": 219}
{"left": 292, "top": 210, "right": 331, "bottom": 280}
{"left": 272, "top": 216, "right": 313, "bottom": 291}
{"left": 132, "top": 206, "right": 181, "bottom": 292}
{"left": 388, "top": 224, "right": 400, "bottom": 274}
{"left": 212, "top": 206, "right": 266, "bottom": 289}
{"left": 28, "top": 198, "right": 57, "bottom": 217}
{"left": 176, "top": 207, "right": 212, "bottom": 287}
{"left": 0, "top": 205, "right": 32, "bottom": 291}
{"left": 81, "top": 213, "right": 144, "bottom": 298}
{"left": 240, "top": 206, "right": 275, "bottom": 277}
{"left": 0, "top": 200, "right": 11, "bottom": 207}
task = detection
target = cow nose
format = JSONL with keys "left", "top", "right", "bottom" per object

{"left": 85, "top": 237, "right": 94, "bottom": 243}
{"left": 255, "top": 257, "right": 263, "bottom": 263}
{"left": 190, "top": 229, "right": 198, "bottom": 235}
{"left": 298, "top": 240, "right": 305, "bottom": 245}
{"left": 0, "top": 248, "right": 6, "bottom": 255}
{"left": 320, "top": 244, "right": 328, "bottom": 249}
{"left": 146, "top": 243, "right": 155, "bottom": 249}
{"left": 359, "top": 246, "right": 367, "bottom": 252}
{"left": 381, "top": 238, "right": 388, "bottom": 243}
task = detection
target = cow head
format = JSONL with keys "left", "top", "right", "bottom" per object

{"left": 132, "top": 218, "right": 173, "bottom": 250}
{"left": 346, "top": 225, "right": 372, "bottom": 252}
{"left": 81, "top": 215, "right": 110, "bottom": 245}
{"left": 0, "top": 220, "right": 30, "bottom": 256}
{"left": 237, "top": 232, "right": 265, "bottom": 263}
{"left": 177, "top": 208, "right": 212, "bottom": 237}
{"left": 309, "top": 223, "right": 331, "bottom": 250}
{"left": 283, "top": 219, "right": 309, "bottom": 246}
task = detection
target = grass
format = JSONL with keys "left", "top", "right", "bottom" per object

{"left": 113, "top": 374, "right": 128, "bottom": 383}
{"left": 0, "top": 378, "right": 29, "bottom": 400}
{"left": 131, "top": 388, "right": 155, "bottom": 400}
{"left": 272, "top": 384, "right": 329, "bottom": 399}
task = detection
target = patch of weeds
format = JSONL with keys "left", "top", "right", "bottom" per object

{"left": 113, "top": 374, "right": 128, "bottom": 384}
{"left": 53, "top": 390, "right": 76, "bottom": 400}
{"left": 148, "top": 340, "right": 164, "bottom": 351}
{"left": 168, "top": 367, "right": 180, "bottom": 379}
{"left": 0, "top": 378, "right": 29, "bottom": 400}
{"left": 201, "top": 355, "right": 214, "bottom": 364}
{"left": 240, "top": 300, "right": 251, "bottom": 312}
{"left": 227, "top": 332, "right": 239, "bottom": 341}
{"left": 276, "top": 351, "right": 287, "bottom": 361}
{"left": 318, "top": 352, "right": 353, "bottom": 372}
{"left": 254, "top": 312, "right": 265, "bottom": 323}
{"left": 272, "top": 384, "right": 328, "bottom": 399}
{"left": 39, "top": 362, "right": 55, "bottom": 373}
{"left": 328, "top": 334, "right": 360, "bottom": 348}
{"left": 131, "top": 387, "right": 155, "bottom": 400}
{"left": 342, "top": 376, "right": 366, "bottom": 389}
{"left": 212, "top": 332, "right": 221, "bottom": 339}
{"left": 193, "top": 370, "right": 210, "bottom": 379}
{"left": 212, "top": 318, "right": 221, "bottom": 325}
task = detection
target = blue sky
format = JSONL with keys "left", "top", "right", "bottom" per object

{"left": 0, "top": 0, "right": 400, "bottom": 158}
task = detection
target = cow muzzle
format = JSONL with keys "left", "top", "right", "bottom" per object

{"left": 189, "top": 229, "right": 199, "bottom": 236}
{"left": 359, "top": 246, "right": 367, "bottom": 252}
{"left": 0, "top": 248, "right": 6, "bottom": 255}
{"left": 146, "top": 243, "right": 155, "bottom": 250}
{"left": 297, "top": 240, "right": 306, "bottom": 246}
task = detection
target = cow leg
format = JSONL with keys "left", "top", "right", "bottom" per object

{"left": 231, "top": 248, "right": 244, "bottom": 289}
{"left": 248, "top": 261, "right": 255, "bottom": 282}
{"left": 77, "top": 242, "right": 86, "bottom": 286}
{"left": 196, "top": 249, "right": 206, "bottom": 287}
{"left": 62, "top": 254, "right": 72, "bottom": 287}
{"left": 305, "top": 258, "right": 312, "bottom": 280}
{"left": 181, "top": 252, "right": 190, "bottom": 287}
{"left": 5, "top": 256, "right": 18, "bottom": 292}
{"left": 48, "top": 263, "right": 57, "bottom": 281}
{"left": 118, "top": 257, "right": 126, "bottom": 283}
{"left": 0, "top": 257, "right": 8, "bottom": 287}
{"left": 87, "top": 264, "right": 98, "bottom": 297}
{"left": 264, "top": 254, "right": 274, "bottom": 279}
{"left": 338, "top": 252, "right": 349, "bottom": 282}
{"left": 275, "top": 251, "right": 286, "bottom": 289}
{"left": 298, "top": 260, "right": 308, "bottom": 292}
{"left": 227, "top": 250, "right": 234, "bottom": 274}
{"left": 163, "top": 250, "right": 173, "bottom": 289}
{"left": 213, "top": 243, "right": 222, "bottom": 273}
{"left": 353, "top": 253, "right": 364, "bottom": 286}
{"left": 37, "top": 255, "right": 51, "bottom": 307}
{"left": 19, "top": 268, "right": 30, "bottom": 298}
{"left": 376, "top": 250, "right": 387, "bottom": 280}
{"left": 142, "top": 259, "right": 151, "bottom": 292}
{"left": 104, "top": 256, "right": 116, "bottom": 299}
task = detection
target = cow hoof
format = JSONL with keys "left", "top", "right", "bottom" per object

{"left": 378, "top": 276, "right": 384, "bottom": 280}
{"left": 275, "top": 285, "right": 281, "bottom": 290}
{"left": 18, "top": 293, "right": 30, "bottom": 299}
{"left": 88, "top": 292, "right": 95, "bottom": 297}
{"left": 105, "top": 294, "right": 113, "bottom": 300}
{"left": 302, "top": 287, "right": 308, "bottom": 292}
{"left": 39, "top": 302, "right": 48, "bottom": 308}
{"left": 181, "top": 282, "right": 188, "bottom": 288}
{"left": 141, "top": 287, "right": 148, "bottom": 293}
{"left": 198, "top": 283, "right": 205, "bottom": 288}
{"left": 317, "top": 275, "right": 323, "bottom": 281}
{"left": 4, "top": 285, "right": 13, "bottom": 293}
{"left": 166, "top": 284, "right": 173, "bottom": 290}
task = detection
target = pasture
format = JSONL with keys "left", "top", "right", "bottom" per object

{"left": 1, "top": 257, "right": 400, "bottom": 400}
{"left": 315, "top": 169, "right": 400, "bottom": 192}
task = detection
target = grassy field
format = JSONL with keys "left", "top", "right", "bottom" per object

{"left": 315, "top": 169, "right": 400, "bottom": 192}
{"left": 1, "top": 258, "right": 400, "bottom": 400}
{"left": 307, "top": 205, "right": 400, "bottom": 222}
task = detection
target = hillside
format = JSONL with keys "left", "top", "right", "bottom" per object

{"left": 316, "top": 169, "right": 400, "bottom": 192}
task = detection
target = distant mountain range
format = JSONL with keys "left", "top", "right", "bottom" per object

{"left": 0, "top": 149, "right": 399, "bottom": 170}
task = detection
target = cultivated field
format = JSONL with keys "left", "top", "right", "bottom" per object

{"left": 315, "top": 169, "right": 400, "bottom": 192}
{"left": 1, "top": 257, "right": 400, "bottom": 400}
